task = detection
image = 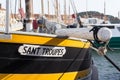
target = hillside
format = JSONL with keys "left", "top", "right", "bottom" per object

{"left": 78, "top": 11, "right": 120, "bottom": 24}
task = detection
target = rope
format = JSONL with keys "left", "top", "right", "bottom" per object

{"left": 104, "top": 55, "right": 120, "bottom": 71}
{"left": 58, "top": 41, "right": 89, "bottom": 80}
{"left": 89, "top": 40, "right": 120, "bottom": 72}
{"left": 70, "top": 0, "right": 83, "bottom": 27}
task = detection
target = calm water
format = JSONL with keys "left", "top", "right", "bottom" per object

{"left": 92, "top": 49, "right": 120, "bottom": 80}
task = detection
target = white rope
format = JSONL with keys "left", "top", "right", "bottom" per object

{"left": 70, "top": 0, "right": 77, "bottom": 14}
{"left": 90, "top": 40, "right": 110, "bottom": 56}
{"left": 90, "top": 46, "right": 107, "bottom": 56}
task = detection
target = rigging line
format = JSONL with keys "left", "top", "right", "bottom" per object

{"left": 89, "top": 40, "right": 120, "bottom": 72}
{"left": 58, "top": 41, "right": 89, "bottom": 80}
{"left": 72, "top": 0, "right": 78, "bottom": 13}
{"left": 69, "top": 1, "right": 71, "bottom": 17}
{"left": 70, "top": 0, "right": 77, "bottom": 13}
{"left": 104, "top": 55, "right": 120, "bottom": 72}
{"left": 70, "top": 0, "right": 76, "bottom": 14}
{"left": 70, "top": 0, "right": 83, "bottom": 27}
{"left": 14, "top": 0, "right": 17, "bottom": 19}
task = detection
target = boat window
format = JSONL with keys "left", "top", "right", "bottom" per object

{"left": 117, "top": 27, "right": 120, "bottom": 32}
{"left": 88, "top": 19, "right": 97, "bottom": 24}
{"left": 95, "top": 25, "right": 115, "bottom": 29}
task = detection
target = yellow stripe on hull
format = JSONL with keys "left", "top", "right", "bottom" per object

{"left": 0, "top": 33, "right": 90, "bottom": 48}
{"left": 0, "top": 69, "right": 90, "bottom": 80}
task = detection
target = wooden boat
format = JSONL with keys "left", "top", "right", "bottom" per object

{"left": 0, "top": 0, "right": 94, "bottom": 80}
{"left": 0, "top": 0, "right": 111, "bottom": 80}
{"left": 0, "top": 31, "right": 92, "bottom": 80}
{"left": 0, "top": 0, "right": 114, "bottom": 79}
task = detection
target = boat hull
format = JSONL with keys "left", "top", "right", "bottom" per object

{"left": 0, "top": 33, "right": 92, "bottom": 80}
{"left": 109, "top": 37, "right": 120, "bottom": 49}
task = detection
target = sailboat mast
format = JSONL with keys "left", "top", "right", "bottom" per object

{"left": 20, "top": 0, "right": 22, "bottom": 8}
{"left": 14, "top": 0, "right": 18, "bottom": 19}
{"left": 86, "top": 0, "right": 88, "bottom": 18}
{"left": 68, "top": 1, "right": 71, "bottom": 24}
{"left": 64, "top": 0, "right": 67, "bottom": 24}
{"left": 25, "top": 0, "right": 33, "bottom": 32}
{"left": 41, "top": 0, "right": 44, "bottom": 16}
{"left": 104, "top": 0, "right": 106, "bottom": 15}
{"left": 48, "top": 0, "right": 50, "bottom": 19}
{"left": 19, "top": 0, "right": 22, "bottom": 20}
{"left": 6, "top": 0, "right": 10, "bottom": 34}
{"left": 25, "top": 0, "right": 32, "bottom": 20}
{"left": 55, "top": 0, "right": 59, "bottom": 18}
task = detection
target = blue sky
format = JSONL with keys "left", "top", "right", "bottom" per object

{"left": 0, "top": 0, "right": 120, "bottom": 17}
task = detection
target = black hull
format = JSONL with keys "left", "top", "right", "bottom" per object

{"left": 0, "top": 33, "right": 92, "bottom": 79}
{"left": 0, "top": 42, "right": 91, "bottom": 74}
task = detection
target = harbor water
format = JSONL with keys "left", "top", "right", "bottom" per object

{"left": 92, "top": 49, "right": 120, "bottom": 80}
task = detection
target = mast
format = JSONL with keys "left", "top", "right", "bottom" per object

{"left": 52, "top": 0, "right": 59, "bottom": 22}
{"left": 86, "top": 0, "right": 88, "bottom": 18}
{"left": 41, "top": 0, "right": 44, "bottom": 16}
{"left": 68, "top": 1, "right": 71, "bottom": 24}
{"left": 25, "top": 0, "right": 33, "bottom": 32}
{"left": 55, "top": 0, "right": 59, "bottom": 20}
{"left": 20, "top": 0, "right": 22, "bottom": 8}
{"left": 64, "top": 0, "right": 67, "bottom": 24}
{"left": 48, "top": 0, "right": 50, "bottom": 19}
{"left": 6, "top": 0, "right": 10, "bottom": 34}
{"left": 103, "top": 0, "right": 107, "bottom": 23}
{"left": 14, "top": 0, "right": 18, "bottom": 19}
{"left": 104, "top": 0, "right": 106, "bottom": 15}
{"left": 118, "top": 11, "right": 120, "bottom": 19}
{"left": 69, "top": 1, "right": 70, "bottom": 16}
{"left": 19, "top": 0, "right": 22, "bottom": 19}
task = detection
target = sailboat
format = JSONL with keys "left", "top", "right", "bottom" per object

{"left": 0, "top": 0, "right": 92, "bottom": 80}
{"left": 0, "top": 0, "right": 112, "bottom": 80}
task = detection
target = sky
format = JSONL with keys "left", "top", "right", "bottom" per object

{"left": 0, "top": 0, "right": 120, "bottom": 17}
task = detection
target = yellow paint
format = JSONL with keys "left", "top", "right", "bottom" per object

{"left": 0, "top": 33, "right": 90, "bottom": 48}
{"left": 0, "top": 69, "right": 90, "bottom": 80}
{"left": 0, "top": 33, "right": 91, "bottom": 80}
